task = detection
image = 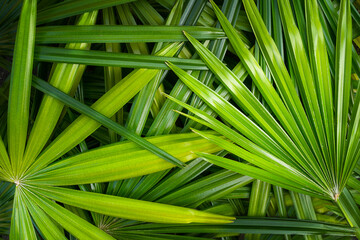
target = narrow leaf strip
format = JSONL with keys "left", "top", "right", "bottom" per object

{"left": 123, "top": 218, "right": 355, "bottom": 236}
{"left": 7, "top": 0, "right": 36, "bottom": 178}
{"left": 36, "top": 25, "right": 225, "bottom": 43}
{"left": 33, "top": 46, "right": 207, "bottom": 70}
{"left": 334, "top": 0, "right": 352, "bottom": 189}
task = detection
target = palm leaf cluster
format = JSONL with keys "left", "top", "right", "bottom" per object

{"left": 0, "top": 0, "right": 360, "bottom": 239}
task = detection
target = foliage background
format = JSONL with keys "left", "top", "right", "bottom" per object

{"left": 0, "top": 0, "right": 360, "bottom": 239}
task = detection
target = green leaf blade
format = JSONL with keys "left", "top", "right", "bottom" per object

{"left": 8, "top": 0, "right": 37, "bottom": 178}
{"left": 29, "top": 186, "right": 235, "bottom": 224}
{"left": 26, "top": 133, "right": 221, "bottom": 185}
{"left": 335, "top": 0, "right": 352, "bottom": 189}
{"left": 33, "top": 46, "right": 207, "bottom": 70}
{"left": 35, "top": 25, "right": 226, "bottom": 44}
